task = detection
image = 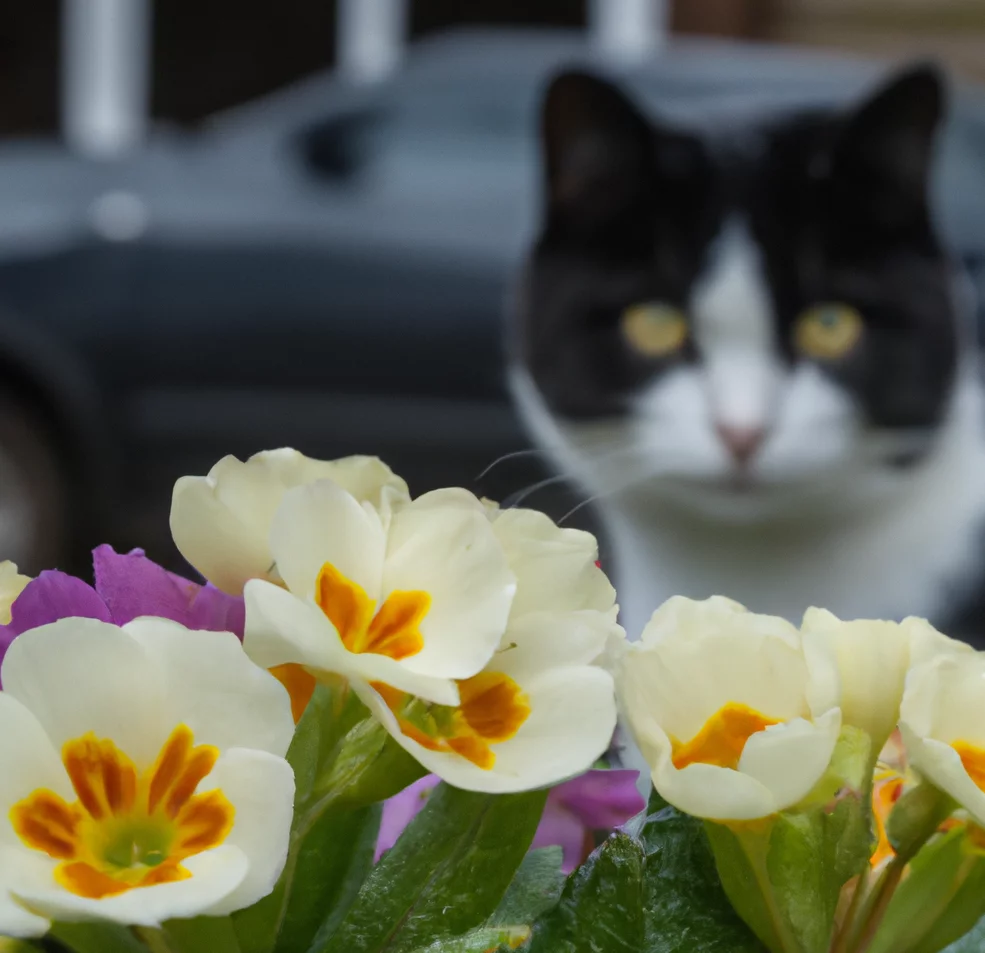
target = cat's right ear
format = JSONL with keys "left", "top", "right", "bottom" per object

{"left": 540, "top": 70, "right": 655, "bottom": 226}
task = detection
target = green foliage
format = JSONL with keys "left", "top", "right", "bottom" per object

{"left": 524, "top": 789, "right": 765, "bottom": 953}
{"left": 870, "top": 827, "right": 985, "bottom": 953}
{"left": 487, "top": 848, "right": 566, "bottom": 928}
{"left": 313, "top": 783, "right": 547, "bottom": 953}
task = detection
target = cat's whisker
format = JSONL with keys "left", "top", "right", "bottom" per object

{"left": 502, "top": 473, "right": 572, "bottom": 509}
{"left": 474, "top": 448, "right": 545, "bottom": 483}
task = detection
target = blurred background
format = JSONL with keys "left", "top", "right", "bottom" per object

{"left": 2, "top": 0, "right": 985, "bottom": 577}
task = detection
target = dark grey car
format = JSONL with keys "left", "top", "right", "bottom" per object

{"left": 1, "top": 28, "right": 984, "bottom": 573}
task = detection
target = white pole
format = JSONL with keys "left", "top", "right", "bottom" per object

{"left": 337, "top": 0, "right": 407, "bottom": 84}
{"left": 589, "top": 0, "right": 669, "bottom": 60}
{"left": 62, "top": 0, "right": 151, "bottom": 158}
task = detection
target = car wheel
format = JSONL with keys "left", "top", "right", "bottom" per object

{"left": 0, "top": 394, "right": 70, "bottom": 574}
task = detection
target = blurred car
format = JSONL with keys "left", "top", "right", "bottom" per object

{"left": 1, "top": 27, "right": 985, "bottom": 573}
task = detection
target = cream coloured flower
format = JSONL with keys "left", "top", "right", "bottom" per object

{"left": 899, "top": 651, "right": 985, "bottom": 827}
{"left": 0, "top": 617, "right": 295, "bottom": 935}
{"left": 0, "top": 562, "right": 30, "bottom": 625}
{"left": 171, "top": 449, "right": 410, "bottom": 594}
{"left": 803, "top": 609, "right": 971, "bottom": 755}
{"left": 617, "top": 596, "right": 841, "bottom": 821}
{"left": 358, "top": 503, "right": 621, "bottom": 792}
{"left": 243, "top": 483, "right": 517, "bottom": 711}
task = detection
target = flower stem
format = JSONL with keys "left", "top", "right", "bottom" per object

{"left": 846, "top": 856, "right": 905, "bottom": 953}
{"left": 829, "top": 871, "right": 869, "bottom": 953}
{"left": 132, "top": 928, "right": 176, "bottom": 953}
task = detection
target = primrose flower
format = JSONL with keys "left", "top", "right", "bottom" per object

{"left": 0, "top": 562, "right": 30, "bottom": 625}
{"left": 0, "top": 617, "right": 294, "bottom": 935}
{"left": 359, "top": 503, "right": 621, "bottom": 792}
{"left": 617, "top": 596, "right": 841, "bottom": 821}
{"left": 243, "top": 480, "right": 517, "bottom": 718}
{"left": 171, "top": 450, "right": 411, "bottom": 594}
{"left": 900, "top": 651, "right": 985, "bottom": 828}
{"left": 803, "top": 608, "right": 971, "bottom": 755}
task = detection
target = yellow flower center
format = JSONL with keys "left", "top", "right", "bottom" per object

{"left": 267, "top": 561, "right": 432, "bottom": 724}
{"left": 10, "top": 725, "right": 234, "bottom": 899}
{"left": 953, "top": 740, "right": 985, "bottom": 791}
{"left": 671, "top": 702, "right": 780, "bottom": 771}
{"left": 372, "top": 671, "right": 531, "bottom": 771}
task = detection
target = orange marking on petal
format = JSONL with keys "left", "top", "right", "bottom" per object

{"left": 10, "top": 792, "right": 81, "bottom": 859}
{"left": 672, "top": 703, "right": 780, "bottom": 771}
{"left": 270, "top": 663, "right": 317, "bottom": 723}
{"left": 54, "top": 859, "right": 190, "bottom": 899}
{"left": 164, "top": 747, "right": 220, "bottom": 819}
{"left": 148, "top": 725, "right": 194, "bottom": 814}
{"left": 870, "top": 775, "right": 904, "bottom": 868}
{"left": 174, "top": 790, "right": 235, "bottom": 853}
{"left": 449, "top": 735, "right": 495, "bottom": 770}
{"left": 366, "top": 591, "right": 429, "bottom": 660}
{"left": 316, "top": 562, "right": 376, "bottom": 651}
{"left": 62, "top": 734, "right": 138, "bottom": 820}
{"left": 459, "top": 672, "right": 531, "bottom": 744}
{"left": 953, "top": 741, "right": 985, "bottom": 792}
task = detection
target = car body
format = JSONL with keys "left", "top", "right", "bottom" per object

{"left": 1, "top": 28, "right": 984, "bottom": 572}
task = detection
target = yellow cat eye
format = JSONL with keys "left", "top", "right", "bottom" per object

{"left": 794, "top": 304, "right": 863, "bottom": 360}
{"left": 621, "top": 303, "right": 688, "bottom": 358}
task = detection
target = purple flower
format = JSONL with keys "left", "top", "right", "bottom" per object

{"left": 0, "top": 545, "right": 244, "bottom": 682}
{"left": 376, "top": 770, "right": 644, "bottom": 872}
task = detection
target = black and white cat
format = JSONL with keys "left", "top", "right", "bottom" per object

{"left": 509, "top": 64, "right": 985, "bottom": 647}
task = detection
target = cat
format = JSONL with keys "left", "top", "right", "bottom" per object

{"left": 509, "top": 63, "right": 985, "bottom": 650}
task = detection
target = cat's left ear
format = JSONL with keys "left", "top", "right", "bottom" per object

{"left": 831, "top": 64, "right": 946, "bottom": 221}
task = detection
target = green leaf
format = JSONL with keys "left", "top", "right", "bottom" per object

{"left": 313, "top": 783, "right": 548, "bottom": 953}
{"left": 940, "top": 912, "right": 985, "bottom": 952}
{"left": 635, "top": 792, "right": 766, "bottom": 953}
{"left": 47, "top": 923, "right": 147, "bottom": 953}
{"left": 163, "top": 917, "right": 242, "bottom": 953}
{"left": 525, "top": 832, "right": 645, "bottom": 952}
{"left": 870, "top": 827, "right": 985, "bottom": 953}
{"left": 409, "top": 927, "right": 530, "bottom": 953}
{"left": 233, "top": 803, "right": 380, "bottom": 953}
{"left": 487, "top": 847, "right": 565, "bottom": 927}
{"left": 0, "top": 939, "right": 46, "bottom": 953}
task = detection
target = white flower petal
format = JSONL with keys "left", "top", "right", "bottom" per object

{"left": 1, "top": 619, "right": 168, "bottom": 767}
{"left": 0, "top": 848, "right": 54, "bottom": 936}
{"left": 738, "top": 709, "right": 842, "bottom": 811}
{"left": 124, "top": 618, "right": 294, "bottom": 759}
{"left": 197, "top": 748, "right": 294, "bottom": 915}
{"left": 901, "top": 730, "right": 985, "bottom": 827}
{"left": 802, "top": 609, "right": 908, "bottom": 748}
{"left": 494, "top": 611, "right": 616, "bottom": 681}
{"left": 12, "top": 846, "right": 248, "bottom": 927}
{"left": 382, "top": 489, "right": 515, "bottom": 679}
{"left": 171, "top": 456, "right": 284, "bottom": 594}
{"left": 488, "top": 508, "right": 615, "bottom": 618}
{"left": 654, "top": 761, "right": 779, "bottom": 821}
{"left": 269, "top": 480, "right": 385, "bottom": 600}
{"left": 0, "top": 694, "right": 72, "bottom": 832}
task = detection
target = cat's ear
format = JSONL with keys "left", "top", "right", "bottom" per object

{"left": 830, "top": 64, "right": 945, "bottom": 224}
{"left": 541, "top": 70, "right": 654, "bottom": 207}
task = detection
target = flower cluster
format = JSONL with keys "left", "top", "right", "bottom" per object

{"left": 616, "top": 596, "right": 985, "bottom": 953}
{"left": 5, "top": 445, "right": 985, "bottom": 953}
{"left": 0, "top": 449, "right": 623, "bottom": 943}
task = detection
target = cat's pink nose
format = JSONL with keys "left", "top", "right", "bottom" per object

{"left": 715, "top": 424, "right": 766, "bottom": 466}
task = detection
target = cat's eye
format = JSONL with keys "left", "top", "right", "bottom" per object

{"left": 621, "top": 303, "right": 688, "bottom": 357}
{"left": 794, "top": 304, "right": 863, "bottom": 360}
